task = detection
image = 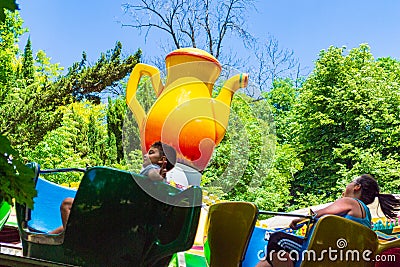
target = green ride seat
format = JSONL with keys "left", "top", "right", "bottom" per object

{"left": 203, "top": 201, "right": 258, "bottom": 267}
{"left": 16, "top": 165, "right": 202, "bottom": 266}
{"left": 0, "top": 199, "right": 11, "bottom": 231}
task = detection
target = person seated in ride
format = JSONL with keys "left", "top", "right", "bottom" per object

{"left": 256, "top": 174, "right": 400, "bottom": 267}
{"left": 49, "top": 141, "right": 177, "bottom": 235}
{"left": 140, "top": 141, "right": 177, "bottom": 181}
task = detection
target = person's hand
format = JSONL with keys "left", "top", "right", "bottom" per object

{"left": 158, "top": 158, "right": 167, "bottom": 178}
{"left": 289, "top": 218, "right": 306, "bottom": 230}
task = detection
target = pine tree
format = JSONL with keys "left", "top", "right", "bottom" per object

{"left": 59, "top": 42, "right": 141, "bottom": 103}
{"left": 106, "top": 97, "right": 125, "bottom": 163}
{"left": 22, "top": 37, "right": 35, "bottom": 85}
{"left": 106, "top": 132, "right": 117, "bottom": 165}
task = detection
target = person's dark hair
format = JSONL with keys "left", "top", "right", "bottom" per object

{"left": 355, "top": 174, "right": 400, "bottom": 219}
{"left": 151, "top": 141, "right": 176, "bottom": 171}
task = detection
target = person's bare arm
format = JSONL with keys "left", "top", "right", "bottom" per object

{"left": 146, "top": 157, "right": 168, "bottom": 181}
{"left": 313, "top": 197, "right": 354, "bottom": 218}
{"left": 147, "top": 168, "right": 164, "bottom": 181}
{"left": 290, "top": 197, "right": 355, "bottom": 229}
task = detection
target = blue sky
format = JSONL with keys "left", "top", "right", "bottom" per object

{"left": 18, "top": 0, "right": 400, "bottom": 72}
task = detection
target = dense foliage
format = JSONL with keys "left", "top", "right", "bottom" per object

{"left": 1, "top": 8, "right": 400, "bottom": 212}
{"left": 291, "top": 45, "right": 400, "bottom": 206}
{"left": 0, "top": 11, "right": 141, "bottom": 153}
{"left": 0, "top": 0, "right": 18, "bottom": 22}
{"left": 0, "top": 11, "right": 140, "bottom": 204}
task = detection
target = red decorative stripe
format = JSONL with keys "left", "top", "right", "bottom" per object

{"left": 166, "top": 51, "right": 221, "bottom": 69}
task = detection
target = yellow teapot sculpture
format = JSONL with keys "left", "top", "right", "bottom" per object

{"left": 126, "top": 48, "right": 248, "bottom": 171}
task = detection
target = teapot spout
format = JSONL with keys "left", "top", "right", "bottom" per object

{"left": 212, "top": 73, "right": 248, "bottom": 143}
{"left": 216, "top": 73, "right": 248, "bottom": 105}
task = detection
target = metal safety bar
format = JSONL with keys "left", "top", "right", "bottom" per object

{"left": 258, "top": 210, "right": 316, "bottom": 239}
{"left": 39, "top": 168, "right": 86, "bottom": 174}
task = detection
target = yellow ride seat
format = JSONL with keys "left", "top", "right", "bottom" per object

{"left": 297, "top": 215, "right": 378, "bottom": 267}
{"left": 203, "top": 201, "right": 258, "bottom": 267}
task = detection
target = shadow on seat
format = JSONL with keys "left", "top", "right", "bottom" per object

{"left": 16, "top": 164, "right": 202, "bottom": 266}
{"left": 203, "top": 201, "right": 258, "bottom": 267}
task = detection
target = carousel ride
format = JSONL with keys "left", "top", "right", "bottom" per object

{"left": 0, "top": 48, "right": 399, "bottom": 266}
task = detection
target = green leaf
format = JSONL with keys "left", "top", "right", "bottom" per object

{"left": 0, "top": 134, "right": 36, "bottom": 208}
{"left": 0, "top": 1, "right": 18, "bottom": 23}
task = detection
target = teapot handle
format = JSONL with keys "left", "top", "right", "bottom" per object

{"left": 126, "top": 63, "right": 164, "bottom": 132}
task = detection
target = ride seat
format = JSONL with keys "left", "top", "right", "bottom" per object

{"left": 16, "top": 165, "right": 202, "bottom": 266}
{"left": 296, "top": 215, "right": 378, "bottom": 267}
{"left": 203, "top": 201, "right": 258, "bottom": 267}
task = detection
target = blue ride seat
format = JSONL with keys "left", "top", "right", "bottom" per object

{"left": 28, "top": 178, "right": 77, "bottom": 233}
{"left": 21, "top": 163, "right": 78, "bottom": 233}
{"left": 16, "top": 164, "right": 202, "bottom": 266}
{"left": 242, "top": 209, "right": 313, "bottom": 267}
{"left": 242, "top": 226, "right": 269, "bottom": 267}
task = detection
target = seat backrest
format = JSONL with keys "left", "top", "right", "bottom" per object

{"left": 242, "top": 226, "right": 269, "bottom": 267}
{"left": 62, "top": 166, "right": 202, "bottom": 266}
{"left": 28, "top": 177, "right": 77, "bottom": 232}
{"left": 24, "top": 162, "right": 41, "bottom": 222}
{"left": 145, "top": 183, "right": 203, "bottom": 266}
{"left": 203, "top": 202, "right": 258, "bottom": 267}
{"left": 296, "top": 215, "right": 378, "bottom": 267}
{"left": 16, "top": 165, "right": 201, "bottom": 266}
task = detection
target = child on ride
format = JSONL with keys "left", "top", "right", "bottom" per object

{"left": 49, "top": 141, "right": 177, "bottom": 234}
{"left": 140, "top": 141, "right": 177, "bottom": 181}
{"left": 256, "top": 174, "right": 400, "bottom": 267}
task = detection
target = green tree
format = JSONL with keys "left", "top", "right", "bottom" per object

{"left": 106, "top": 97, "right": 126, "bottom": 163}
{"left": 59, "top": 42, "right": 141, "bottom": 103}
{"left": 264, "top": 78, "right": 299, "bottom": 144}
{"left": 0, "top": 11, "right": 141, "bottom": 151}
{"left": 0, "top": 10, "right": 25, "bottom": 93}
{"left": 246, "top": 143, "right": 302, "bottom": 211}
{"left": 202, "top": 93, "right": 279, "bottom": 210}
{"left": 0, "top": 0, "right": 18, "bottom": 22}
{"left": 292, "top": 44, "right": 400, "bottom": 204}
{"left": 34, "top": 49, "right": 63, "bottom": 85}
{"left": 25, "top": 102, "right": 108, "bottom": 183}
{"left": 22, "top": 37, "right": 35, "bottom": 85}
{"left": 252, "top": 78, "right": 304, "bottom": 210}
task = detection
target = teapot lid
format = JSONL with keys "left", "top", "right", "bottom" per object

{"left": 166, "top": 48, "right": 221, "bottom": 70}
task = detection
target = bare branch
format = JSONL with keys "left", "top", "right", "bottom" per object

{"left": 121, "top": 0, "right": 255, "bottom": 60}
{"left": 248, "top": 34, "right": 303, "bottom": 92}
{"left": 119, "top": 0, "right": 306, "bottom": 96}
{"left": 122, "top": 0, "right": 186, "bottom": 49}
{"left": 202, "top": 0, "right": 213, "bottom": 54}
